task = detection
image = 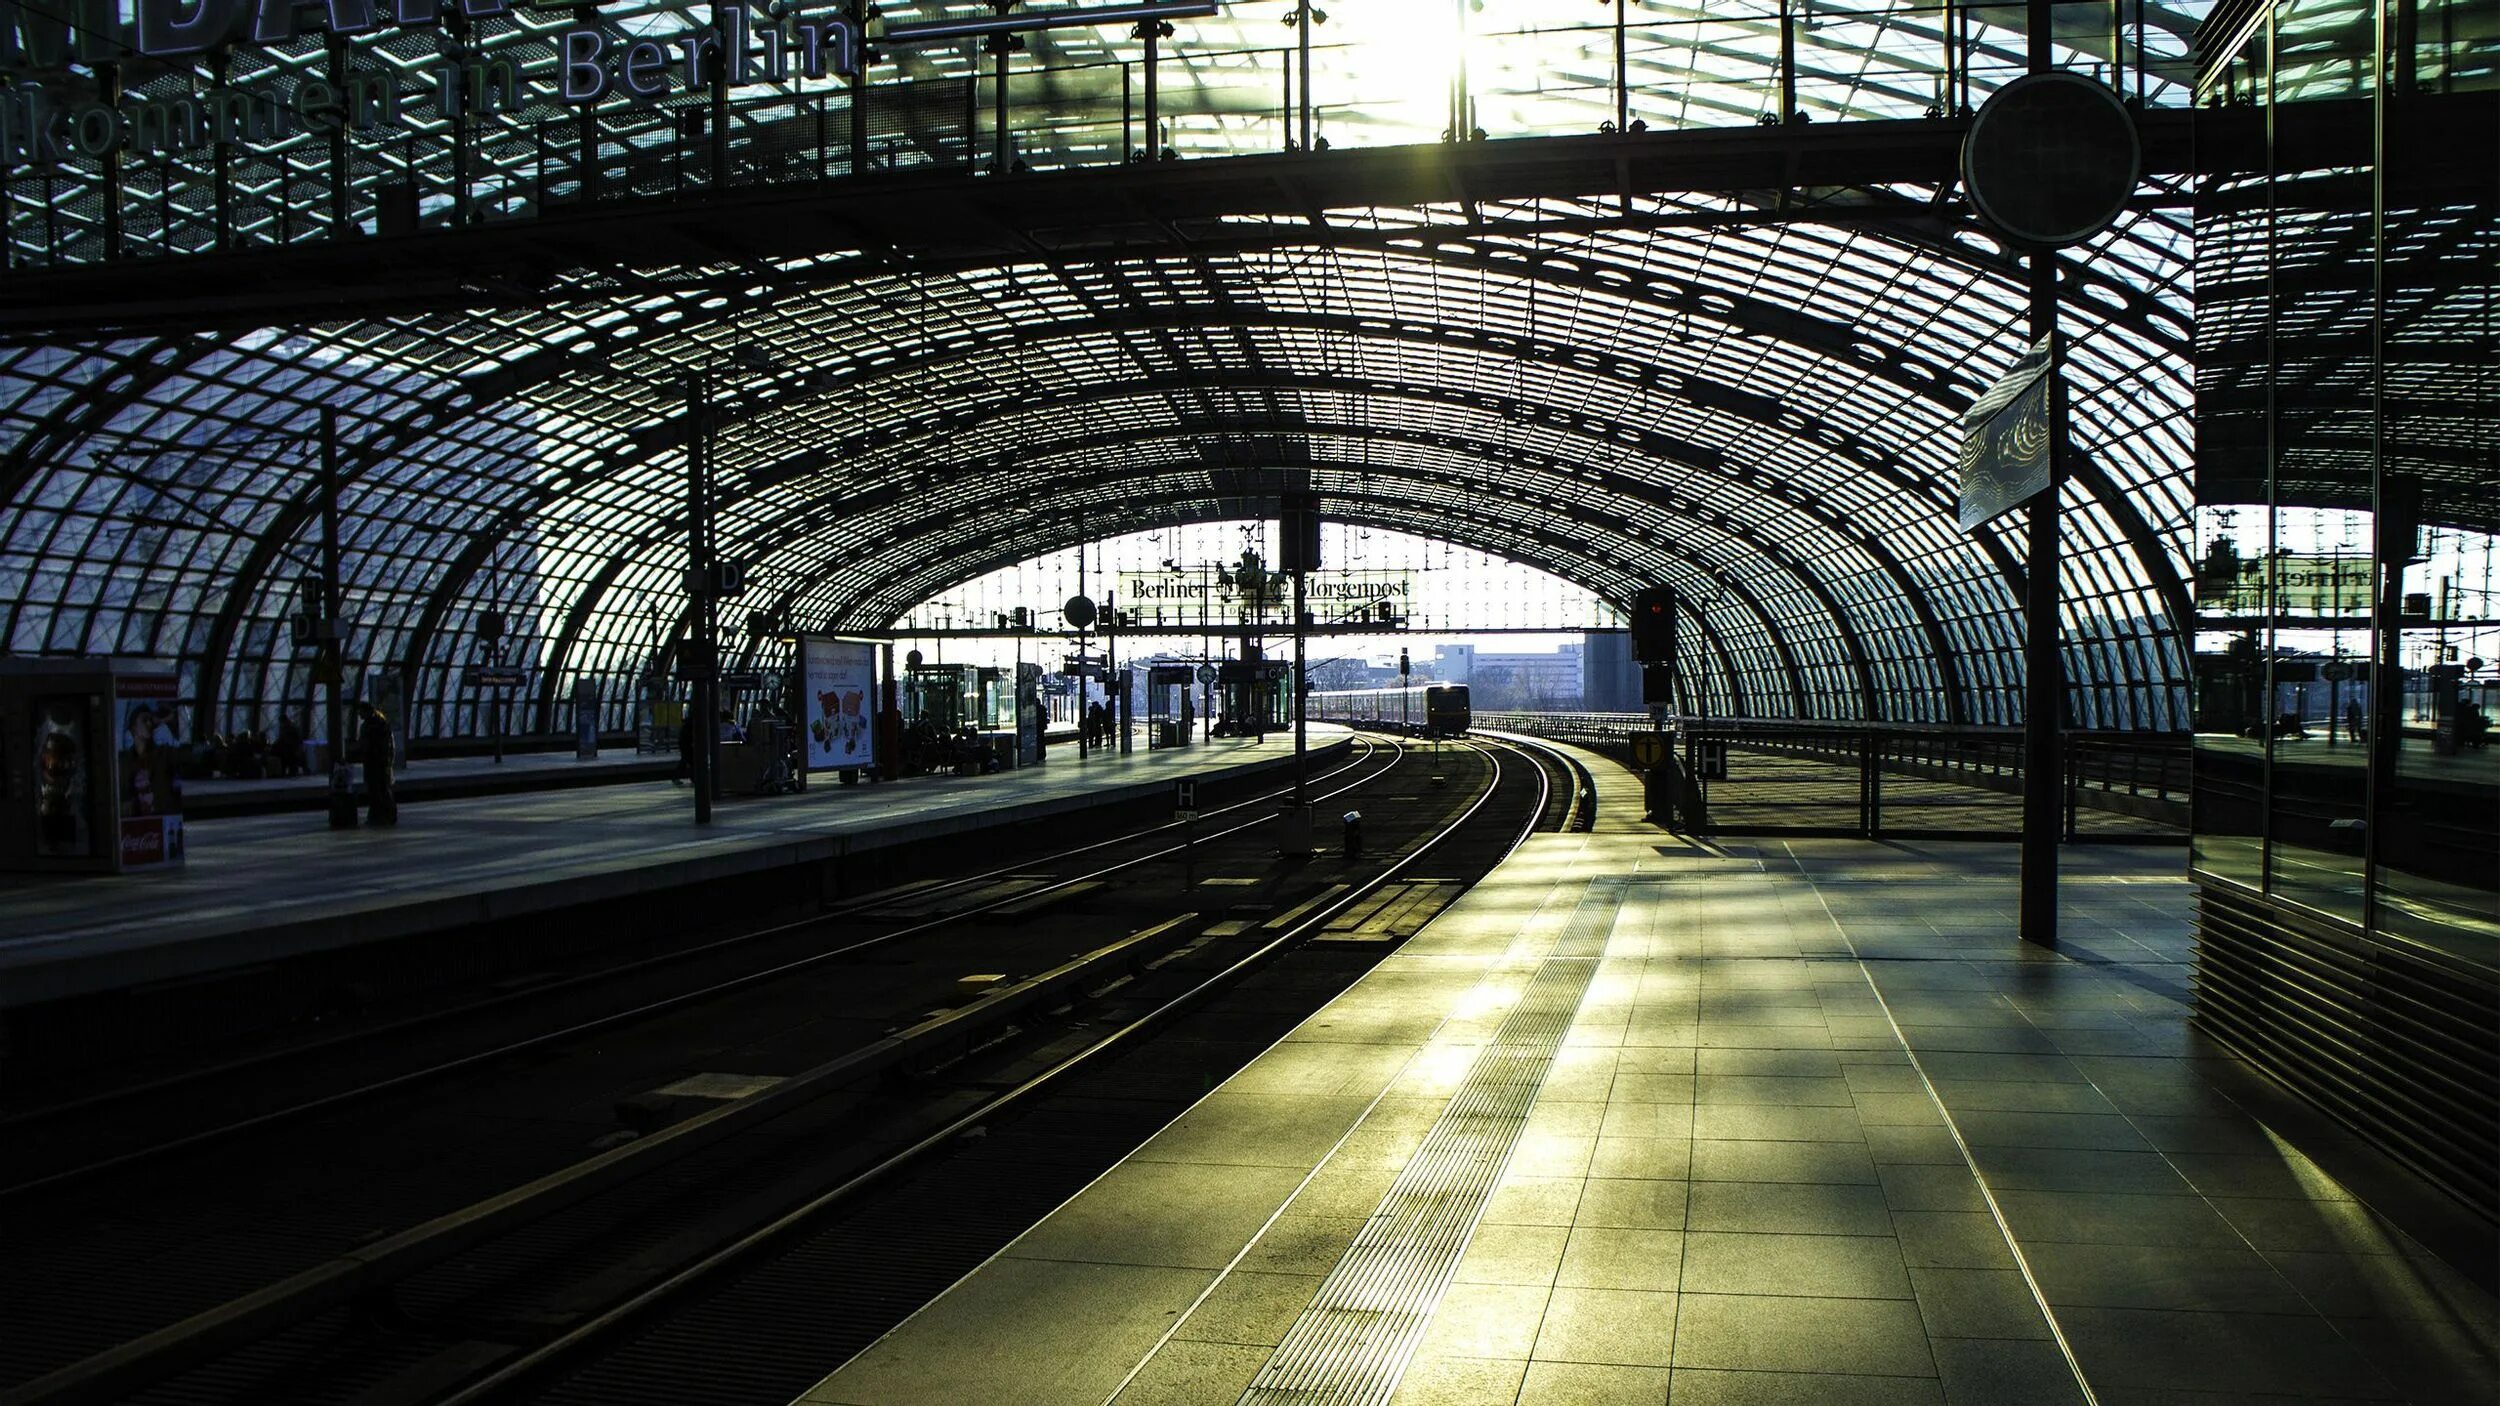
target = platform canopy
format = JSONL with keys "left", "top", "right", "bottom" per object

{"left": 0, "top": 1, "right": 2213, "bottom": 740}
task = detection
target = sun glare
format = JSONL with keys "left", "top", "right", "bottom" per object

{"left": 1317, "top": 0, "right": 1469, "bottom": 140}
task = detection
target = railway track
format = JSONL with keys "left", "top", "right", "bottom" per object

{"left": 0, "top": 740, "right": 1394, "bottom": 1196}
{"left": 0, "top": 735, "right": 1560, "bottom": 1406}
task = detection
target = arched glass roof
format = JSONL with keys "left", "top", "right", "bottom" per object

{"left": 0, "top": 2, "right": 2207, "bottom": 740}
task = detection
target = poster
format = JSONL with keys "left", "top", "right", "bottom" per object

{"left": 573, "top": 678, "right": 601, "bottom": 760}
{"left": 801, "top": 638, "right": 877, "bottom": 773}
{"left": 32, "top": 696, "right": 91, "bottom": 858}
{"left": 116, "top": 677, "right": 185, "bottom": 869}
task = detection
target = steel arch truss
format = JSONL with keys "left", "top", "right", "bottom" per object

{"left": 0, "top": 185, "right": 2195, "bottom": 738}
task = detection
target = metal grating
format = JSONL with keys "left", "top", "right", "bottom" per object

{"left": 1236, "top": 879, "right": 1621, "bottom": 1405}
{"left": 2193, "top": 883, "right": 2500, "bottom": 1224}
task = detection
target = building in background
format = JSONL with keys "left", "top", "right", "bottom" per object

{"left": 1581, "top": 632, "right": 1642, "bottom": 712}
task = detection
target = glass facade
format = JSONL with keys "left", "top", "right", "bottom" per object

{"left": 2189, "top": 0, "right": 2496, "bottom": 1219}
{"left": 2192, "top": 0, "right": 2499, "bottom": 962}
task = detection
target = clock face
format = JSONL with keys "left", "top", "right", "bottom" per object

{"left": 1962, "top": 73, "right": 2140, "bottom": 250}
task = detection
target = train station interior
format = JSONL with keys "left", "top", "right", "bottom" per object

{"left": 0, "top": 2, "right": 2490, "bottom": 1404}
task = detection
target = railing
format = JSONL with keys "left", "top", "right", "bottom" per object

{"left": 1480, "top": 712, "right": 2189, "bottom": 842}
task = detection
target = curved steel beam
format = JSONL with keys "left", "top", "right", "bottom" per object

{"left": 776, "top": 416, "right": 1892, "bottom": 715}
{"left": 740, "top": 367, "right": 1978, "bottom": 713}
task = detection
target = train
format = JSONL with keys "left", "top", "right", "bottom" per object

{"left": 1308, "top": 683, "right": 1472, "bottom": 739}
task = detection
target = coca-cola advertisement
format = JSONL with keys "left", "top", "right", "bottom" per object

{"left": 116, "top": 676, "right": 185, "bottom": 870}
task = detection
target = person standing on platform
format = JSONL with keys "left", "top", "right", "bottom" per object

{"left": 358, "top": 701, "right": 397, "bottom": 827}
{"left": 275, "top": 713, "right": 306, "bottom": 776}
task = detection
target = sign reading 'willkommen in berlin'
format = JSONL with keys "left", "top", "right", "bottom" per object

{"left": 0, "top": 0, "right": 863, "bottom": 166}
{"left": 1954, "top": 333, "right": 2058, "bottom": 532}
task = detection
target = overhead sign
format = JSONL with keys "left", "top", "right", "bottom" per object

{"left": 466, "top": 667, "right": 527, "bottom": 688}
{"left": 1117, "top": 570, "right": 1415, "bottom": 621}
{"left": 1955, "top": 335, "right": 2057, "bottom": 532}
{"left": 2197, "top": 553, "right": 2374, "bottom": 616}
{"left": 3, "top": 0, "right": 1220, "bottom": 168}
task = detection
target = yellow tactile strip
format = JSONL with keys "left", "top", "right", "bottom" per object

{"left": 1235, "top": 879, "right": 1623, "bottom": 1405}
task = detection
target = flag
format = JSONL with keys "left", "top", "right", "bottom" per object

{"left": 1956, "top": 334, "right": 2058, "bottom": 531}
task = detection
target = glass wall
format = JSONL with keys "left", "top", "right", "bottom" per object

{"left": 2192, "top": 0, "right": 2499, "bottom": 962}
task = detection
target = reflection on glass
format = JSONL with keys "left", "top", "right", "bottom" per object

{"left": 2192, "top": 0, "right": 2499, "bottom": 965}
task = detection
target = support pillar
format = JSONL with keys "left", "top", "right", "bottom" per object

{"left": 687, "top": 374, "right": 714, "bottom": 824}
{"left": 2017, "top": 0, "right": 2063, "bottom": 948}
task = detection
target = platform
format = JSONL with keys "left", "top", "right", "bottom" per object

{"left": 800, "top": 742, "right": 2497, "bottom": 1406}
{"left": 182, "top": 747, "right": 671, "bottom": 818}
{"left": 180, "top": 728, "right": 1090, "bottom": 817}
{"left": 0, "top": 729, "right": 1346, "bottom": 1009}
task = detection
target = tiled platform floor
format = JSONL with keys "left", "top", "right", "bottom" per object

{"left": 797, "top": 746, "right": 2497, "bottom": 1406}
{"left": 0, "top": 729, "right": 1342, "bottom": 1006}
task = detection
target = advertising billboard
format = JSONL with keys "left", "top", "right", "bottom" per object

{"left": 2196, "top": 553, "right": 2374, "bottom": 616}
{"left": 115, "top": 675, "right": 185, "bottom": 869}
{"left": 800, "top": 637, "right": 877, "bottom": 773}
{"left": 32, "top": 696, "right": 91, "bottom": 859}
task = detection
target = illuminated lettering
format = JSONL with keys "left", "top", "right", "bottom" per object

{"left": 2, "top": 0, "right": 116, "bottom": 67}
{"left": 135, "top": 0, "right": 245, "bottom": 58}
{"left": 15, "top": 84, "right": 69, "bottom": 161}
{"left": 463, "top": 55, "right": 520, "bottom": 115}
{"left": 620, "top": 39, "right": 668, "bottom": 99}
{"left": 14, "top": 3, "right": 879, "bottom": 164}
{"left": 295, "top": 78, "right": 339, "bottom": 131}
{"left": 675, "top": 29, "right": 717, "bottom": 88}
{"left": 204, "top": 86, "right": 278, "bottom": 144}
{"left": 65, "top": 102, "right": 122, "bottom": 158}
{"left": 342, "top": 69, "right": 396, "bottom": 126}
{"left": 129, "top": 95, "right": 205, "bottom": 152}
{"left": 561, "top": 27, "right": 610, "bottom": 104}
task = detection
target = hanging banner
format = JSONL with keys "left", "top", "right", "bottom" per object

{"left": 1115, "top": 569, "right": 1415, "bottom": 623}
{"left": 1955, "top": 334, "right": 2057, "bottom": 531}
{"left": 800, "top": 636, "right": 877, "bottom": 773}
{"left": 2195, "top": 553, "right": 2374, "bottom": 616}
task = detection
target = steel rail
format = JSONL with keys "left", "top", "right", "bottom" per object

{"left": 0, "top": 738, "right": 1454, "bottom": 1406}
{"left": 0, "top": 737, "right": 1384, "bottom": 1200}
{"left": 431, "top": 739, "right": 1540, "bottom": 1405}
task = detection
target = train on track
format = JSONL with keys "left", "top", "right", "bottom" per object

{"left": 1309, "top": 683, "right": 1472, "bottom": 739}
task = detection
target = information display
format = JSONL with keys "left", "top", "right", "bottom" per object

{"left": 800, "top": 636, "right": 877, "bottom": 773}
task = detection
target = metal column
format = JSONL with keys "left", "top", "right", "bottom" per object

{"left": 686, "top": 374, "right": 715, "bottom": 824}
{"left": 2017, "top": 0, "right": 2063, "bottom": 948}
{"left": 1292, "top": 562, "right": 1307, "bottom": 806}
{"left": 319, "top": 408, "right": 355, "bottom": 829}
